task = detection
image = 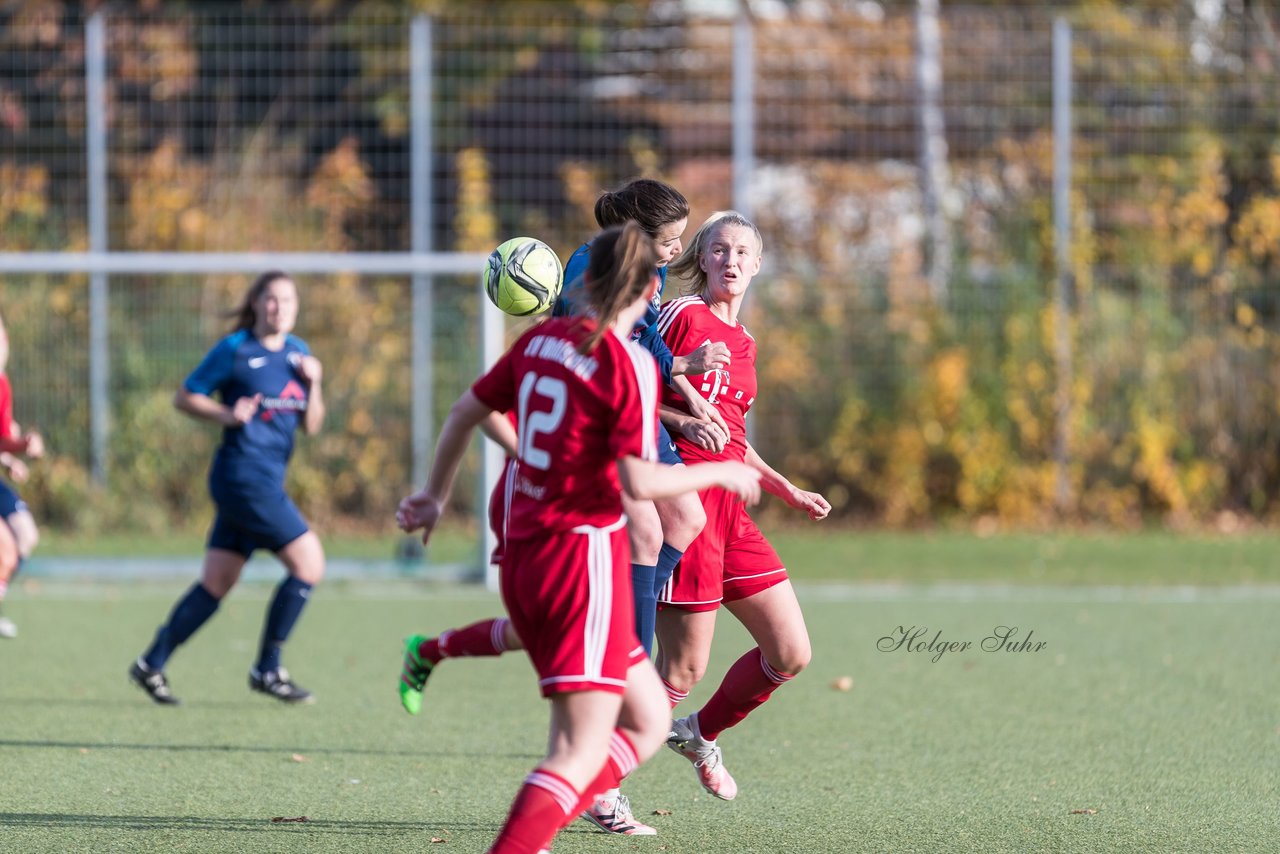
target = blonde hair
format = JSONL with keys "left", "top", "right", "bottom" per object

{"left": 668, "top": 210, "right": 763, "bottom": 298}
{"left": 577, "top": 221, "right": 659, "bottom": 354}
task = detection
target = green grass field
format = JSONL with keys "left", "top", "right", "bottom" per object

{"left": 35, "top": 525, "right": 1280, "bottom": 585}
{"left": 1, "top": 533, "right": 1278, "bottom": 852}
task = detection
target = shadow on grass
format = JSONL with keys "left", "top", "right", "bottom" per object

{"left": 0, "top": 812, "right": 496, "bottom": 836}
{"left": 0, "top": 737, "right": 539, "bottom": 761}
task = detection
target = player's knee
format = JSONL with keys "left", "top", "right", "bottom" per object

{"left": 0, "top": 549, "right": 17, "bottom": 581}
{"left": 627, "top": 518, "right": 663, "bottom": 564}
{"left": 659, "top": 495, "right": 705, "bottom": 548}
{"left": 8, "top": 512, "right": 37, "bottom": 559}
{"left": 664, "top": 657, "right": 707, "bottom": 693}
{"left": 773, "top": 641, "right": 812, "bottom": 677}
{"left": 292, "top": 563, "right": 325, "bottom": 586}
{"left": 15, "top": 524, "right": 37, "bottom": 559}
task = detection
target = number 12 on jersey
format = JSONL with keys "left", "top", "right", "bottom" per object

{"left": 517, "top": 372, "right": 566, "bottom": 471}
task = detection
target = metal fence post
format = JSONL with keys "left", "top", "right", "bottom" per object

{"left": 479, "top": 292, "right": 505, "bottom": 590}
{"left": 733, "top": 1, "right": 756, "bottom": 447}
{"left": 86, "top": 10, "right": 109, "bottom": 486}
{"left": 411, "top": 15, "right": 434, "bottom": 492}
{"left": 1052, "top": 17, "right": 1075, "bottom": 516}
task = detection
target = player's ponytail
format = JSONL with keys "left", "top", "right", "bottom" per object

{"left": 594, "top": 178, "right": 689, "bottom": 238}
{"left": 578, "top": 221, "right": 659, "bottom": 354}
{"left": 229, "top": 270, "right": 291, "bottom": 332}
{"left": 669, "top": 210, "right": 762, "bottom": 298}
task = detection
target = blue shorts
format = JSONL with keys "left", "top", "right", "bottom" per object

{"left": 658, "top": 422, "right": 683, "bottom": 466}
{"left": 0, "top": 480, "right": 27, "bottom": 519}
{"left": 208, "top": 476, "right": 309, "bottom": 557}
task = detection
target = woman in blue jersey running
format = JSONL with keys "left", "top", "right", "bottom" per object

{"left": 129, "top": 271, "right": 326, "bottom": 705}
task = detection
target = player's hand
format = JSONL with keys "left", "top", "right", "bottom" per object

{"left": 296, "top": 355, "right": 323, "bottom": 385}
{"left": 682, "top": 341, "right": 731, "bottom": 375}
{"left": 685, "top": 394, "right": 731, "bottom": 441}
{"left": 716, "top": 463, "right": 762, "bottom": 506}
{"left": 787, "top": 487, "right": 831, "bottom": 521}
{"left": 4, "top": 456, "right": 29, "bottom": 483}
{"left": 397, "top": 491, "right": 444, "bottom": 543}
{"left": 681, "top": 418, "right": 728, "bottom": 454}
{"left": 229, "top": 394, "right": 263, "bottom": 426}
{"left": 22, "top": 430, "right": 43, "bottom": 459}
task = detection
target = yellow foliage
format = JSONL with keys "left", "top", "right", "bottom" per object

{"left": 454, "top": 148, "right": 497, "bottom": 252}
{"left": 0, "top": 161, "right": 49, "bottom": 249}
{"left": 305, "top": 137, "right": 376, "bottom": 251}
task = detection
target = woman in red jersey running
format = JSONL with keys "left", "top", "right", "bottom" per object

{"left": 654, "top": 211, "right": 832, "bottom": 802}
{"left": 396, "top": 222, "right": 761, "bottom": 854}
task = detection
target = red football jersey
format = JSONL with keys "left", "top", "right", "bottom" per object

{"left": 0, "top": 374, "right": 13, "bottom": 440}
{"left": 471, "top": 316, "right": 659, "bottom": 539}
{"left": 656, "top": 295, "right": 758, "bottom": 463}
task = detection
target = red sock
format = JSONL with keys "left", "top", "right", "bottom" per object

{"left": 661, "top": 676, "right": 688, "bottom": 709}
{"left": 418, "top": 618, "right": 511, "bottom": 664}
{"left": 488, "top": 769, "right": 578, "bottom": 854}
{"left": 696, "top": 648, "right": 794, "bottom": 741}
{"left": 565, "top": 730, "right": 639, "bottom": 824}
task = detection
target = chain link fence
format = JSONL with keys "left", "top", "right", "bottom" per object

{"left": 2, "top": 2, "right": 1278, "bottom": 545}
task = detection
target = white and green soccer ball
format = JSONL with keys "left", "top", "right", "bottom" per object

{"left": 482, "top": 236, "right": 564, "bottom": 317}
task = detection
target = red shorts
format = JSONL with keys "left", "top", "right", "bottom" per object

{"left": 487, "top": 459, "right": 517, "bottom": 565}
{"left": 500, "top": 517, "right": 646, "bottom": 696}
{"left": 658, "top": 486, "right": 787, "bottom": 612}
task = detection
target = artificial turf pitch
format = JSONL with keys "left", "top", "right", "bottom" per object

{"left": 0, "top": 579, "right": 1275, "bottom": 853}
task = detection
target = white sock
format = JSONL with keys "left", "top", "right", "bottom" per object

{"left": 690, "top": 712, "right": 714, "bottom": 745}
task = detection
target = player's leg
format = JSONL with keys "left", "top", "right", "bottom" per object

{"left": 250, "top": 529, "right": 324, "bottom": 703}
{"left": 654, "top": 606, "right": 718, "bottom": 701}
{"left": 0, "top": 520, "right": 19, "bottom": 638}
{"left": 654, "top": 607, "right": 738, "bottom": 799}
{"left": 649, "top": 426, "right": 703, "bottom": 613}
{"left": 402, "top": 464, "right": 524, "bottom": 714}
{"left": 400, "top": 616, "right": 521, "bottom": 715}
{"left": 5, "top": 507, "right": 37, "bottom": 561}
{"left": 129, "top": 546, "right": 247, "bottom": 705}
{"left": 652, "top": 485, "right": 705, "bottom": 600}
{"left": 701, "top": 580, "right": 811, "bottom": 740}
{"left": 578, "top": 657, "right": 669, "bottom": 836}
{"left": 488, "top": 690, "right": 622, "bottom": 854}
{"left": 623, "top": 491, "right": 662, "bottom": 656}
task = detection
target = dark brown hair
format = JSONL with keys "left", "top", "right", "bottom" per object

{"left": 577, "top": 222, "right": 659, "bottom": 354}
{"left": 594, "top": 178, "right": 689, "bottom": 238}
{"left": 229, "top": 270, "right": 292, "bottom": 332}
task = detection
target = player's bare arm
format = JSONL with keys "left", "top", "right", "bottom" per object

{"left": 478, "top": 410, "right": 518, "bottom": 457}
{"left": 744, "top": 441, "right": 831, "bottom": 520}
{"left": 397, "top": 390, "right": 491, "bottom": 542}
{"left": 174, "top": 387, "right": 262, "bottom": 427}
{"left": 0, "top": 451, "right": 27, "bottom": 483}
{"left": 297, "top": 355, "right": 325, "bottom": 435}
{"left": 617, "top": 455, "right": 761, "bottom": 505}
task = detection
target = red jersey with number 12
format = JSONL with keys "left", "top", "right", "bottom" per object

{"left": 656, "top": 295, "right": 757, "bottom": 463}
{"left": 471, "top": 316, "right": 660, "bottom": 540}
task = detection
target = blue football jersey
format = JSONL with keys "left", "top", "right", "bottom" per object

{"left": 184, "top": 330, "right": 312, "bottom": 476}
{"left": 554, "top": 242, "right": 675, "bottom": 385}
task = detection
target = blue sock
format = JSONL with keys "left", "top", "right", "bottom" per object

{"left": 257, "top": 576, "right": 313, "bottom": 674}
{"left": 143, "top": 583, "right": 220, "bottom": 671}
{"left": 630, "top": 562, "right": 659, "bottom": 656}
{"left": 654, "top": 542, "right": 684, "bottom": 600}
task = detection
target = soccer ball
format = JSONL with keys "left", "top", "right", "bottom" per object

{"left": 482, "top": 236, "right": 564, "bottom": 316}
